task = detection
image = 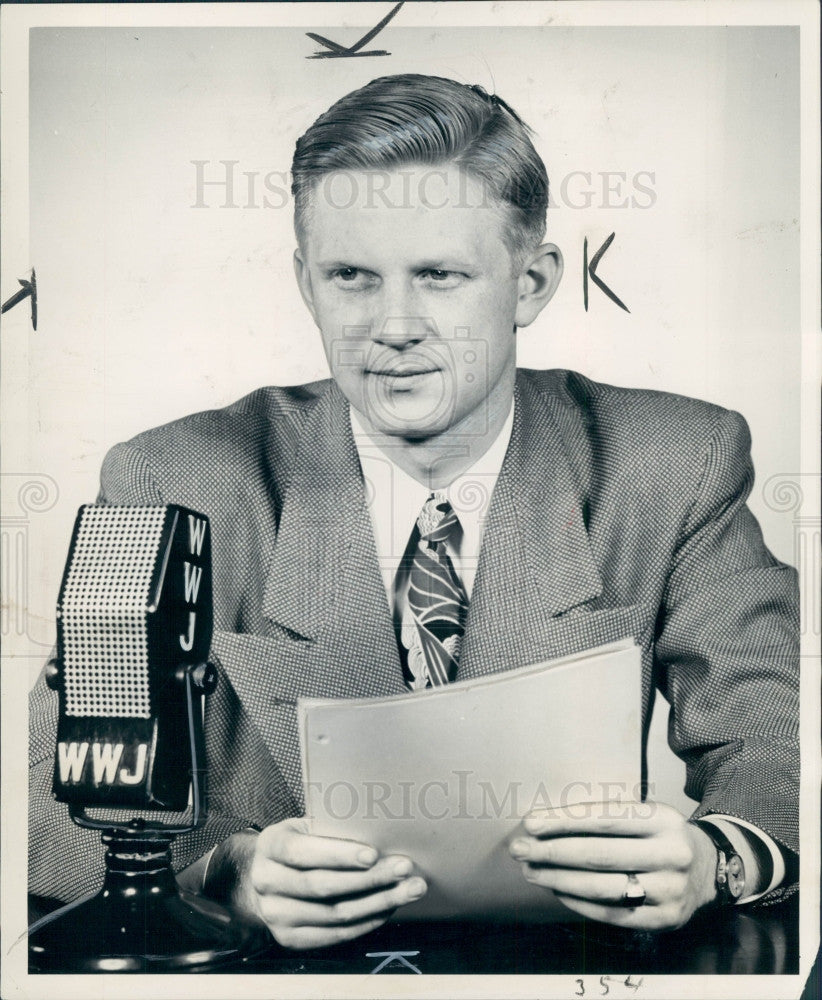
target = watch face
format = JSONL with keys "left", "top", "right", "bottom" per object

{"left": 726, "top": 853, "right": 746, "bottom": 899}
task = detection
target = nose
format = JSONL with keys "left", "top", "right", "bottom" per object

{"left": 367, "top": 280, "right": 436, "bottom": 350}
{"left": 371, "top": 314, "right": 434, "bottom": 350}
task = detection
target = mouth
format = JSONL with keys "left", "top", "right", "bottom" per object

{"left": 365, "top": 364, "right": 441, "bottom": 379}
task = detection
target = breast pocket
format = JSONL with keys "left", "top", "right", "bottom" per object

{"left": 209, "top": 629, "right": 315, "bottom": 808}
{"left": 548, "top": 603, "right": 654, "bottom": 654}
{"left": 539, "top": 603, "right": 657, "bottom": 708}
{"left": 210, "top": 628, "right": 317, "bottom": 706}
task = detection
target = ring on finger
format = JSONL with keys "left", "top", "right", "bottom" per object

{"left": 618, "top": 872, "right": 647, "bottom": 908}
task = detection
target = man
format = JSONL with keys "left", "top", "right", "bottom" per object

{"left": 29, "top": 74, "right": 798, "bottom": 950}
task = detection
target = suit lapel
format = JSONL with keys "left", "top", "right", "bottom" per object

{"left": 262, "top": 382, "right": 404, "bottom": 699}
{"left": 458, "top": 372, "right": 603, "bottom": 680}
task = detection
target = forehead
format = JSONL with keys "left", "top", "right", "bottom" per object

{"left": 301, "top": 164, "right": 513, "bottom": 264}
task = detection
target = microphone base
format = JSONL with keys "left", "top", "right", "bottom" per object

{"left": 28, "top": 833, "right": 269, "bottom": 973}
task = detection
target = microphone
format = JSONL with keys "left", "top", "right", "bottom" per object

{"left": 52, "top": 503, "right": 213, "bottom": 817}
{"left": 28, "top": 504, "right": 267, "bottom": 972}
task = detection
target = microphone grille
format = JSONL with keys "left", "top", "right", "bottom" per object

{"left": 60, "top": 505, "right": 168, "bottom": 718}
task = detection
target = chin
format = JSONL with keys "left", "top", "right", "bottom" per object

{"left": 371, "top": 415, "right": 452, "bottom": 441}
{"left": 361, "top": 394, "right": 458, "bottom": 440}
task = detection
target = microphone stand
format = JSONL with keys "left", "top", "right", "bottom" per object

{"left": 29, "top": 823, "right": 264, "bottom": 973}
{"left": 28, "top": 663, "right": 268, "bottom": 973}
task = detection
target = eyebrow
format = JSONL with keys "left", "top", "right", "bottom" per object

{"left": 315, "top": 258, "right": 476, "bottom": 272}
{"left": 414, "top": 259, "right": 475, "bottom": 271}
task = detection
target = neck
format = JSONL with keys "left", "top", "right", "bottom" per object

{"left": 352, "top": 367, "right": 516, "bottom": 489}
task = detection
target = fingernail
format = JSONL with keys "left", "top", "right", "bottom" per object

{"left": 510, "top": 838, "right": 530, "bottom": 860}
{"left": 524, "top": 815, "right": 546, "bottom": 834}
{"left": 392, "top": 858, "right": 412, "bottom": 878}
{"left": 406, "top": 878, "right": 427, "bottom": 899}
{"left": 358, "top": 848, "right": 378, "bottom": 866}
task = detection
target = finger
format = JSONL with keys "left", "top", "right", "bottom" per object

{"left": 522, "top": 864, "right": 685, "bottom": 905}
{"left": 510, "top": 834, "right": 690, "bottom": 872}
{"left": 254, "top": 854, "right": 414, "bottom": 899}
{"left": 259, "top": 819, "right": 380, "bottom": 871}
{"left": 523, "top": 801, "right": 669, "bottom": 838}
{"left": 259, "top": 876, "right": 427, "bottom": 928}
{"left": 272, "top": 915, "right": 389, "bottom": 951}
{"left": 552, "top": 892, "right": 684, "bottom": 932}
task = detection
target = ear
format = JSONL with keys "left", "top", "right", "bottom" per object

{"left": 293, "top": 248, "right": 319, "bottom": 326}
{"left": 514, "top": 243, "right": 564, "bottom": 328}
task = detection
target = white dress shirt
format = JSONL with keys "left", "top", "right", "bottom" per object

{"left": 348, "top": 404, "right": 784, "bottom": 901}
{"left": 350, "top": 404, "right": 514, "bottom": 604}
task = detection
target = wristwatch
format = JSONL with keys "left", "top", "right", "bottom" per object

{"left": 695, "top": 820, "right": 746, "bottom": 904}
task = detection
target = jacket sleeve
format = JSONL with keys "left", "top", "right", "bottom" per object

{"left": 29, "top": 442, "right": 298, "bottom": 902}
{"left": 654, "top": 409, "right": 799, "bottom": 903}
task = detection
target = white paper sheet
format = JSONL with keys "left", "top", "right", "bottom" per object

{"left": 299, "top": 639, "right": 641, "bottom": 921}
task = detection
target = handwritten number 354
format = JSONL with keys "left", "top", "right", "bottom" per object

{"left": 575, "top": 976, "right": 643, "bottom": 996}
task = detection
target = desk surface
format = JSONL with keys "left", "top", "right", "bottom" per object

{"left": 31, "top": 893, "right": 798, "bottom": 975}
{"left": 238, "top": 897, "right": 799, "bottom": 976}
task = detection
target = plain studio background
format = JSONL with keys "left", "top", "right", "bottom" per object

{"left": 12, "top": 25, "right": 799, "bottom": 812}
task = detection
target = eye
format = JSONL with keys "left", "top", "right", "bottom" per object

{"left": 328, "top": 267, "right": 379, "bottom": 292}
{"left": 418, "top": 269, "right": 466, "bottom": 288}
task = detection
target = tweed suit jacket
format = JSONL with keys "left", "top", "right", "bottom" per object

{"left": 29, "top": 369, "right": 799, "bottom": 904}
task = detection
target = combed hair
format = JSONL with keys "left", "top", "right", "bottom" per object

{"left": 291, "top": 74, "right": 549, "bottom": 266}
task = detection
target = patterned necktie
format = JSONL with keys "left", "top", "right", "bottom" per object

{"left": 405, "top": 492, "right": 469, "bottom": 689}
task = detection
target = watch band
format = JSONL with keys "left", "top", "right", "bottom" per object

{"left": 694, "top": 819, "right": 746, "bottom": 904}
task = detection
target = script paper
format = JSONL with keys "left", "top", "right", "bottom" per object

{"left": 299, "top": 639, "right": 641, "bottom": 921}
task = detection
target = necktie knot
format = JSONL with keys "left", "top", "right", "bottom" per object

{"left": 417, "top": 491, "right": 459, "bottom": 543}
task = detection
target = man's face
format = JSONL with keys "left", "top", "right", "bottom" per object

{"left": 294, "top": 165, "right": 527, "bottom": 440}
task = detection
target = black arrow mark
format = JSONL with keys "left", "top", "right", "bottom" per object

{"left": 584, "top": 233, "right": 629, "bottom": 313}
{"left": 1, "top": 269, "right": 37, "bottom": 330}
{"left": 307, "top": 1, "right": 404, "bottom": 59}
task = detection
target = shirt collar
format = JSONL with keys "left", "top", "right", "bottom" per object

{"left": 350, "top": 403, "right": 515, "bottom": 569}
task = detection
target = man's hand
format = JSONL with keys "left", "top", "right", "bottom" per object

{"left": 230, "top": 818, "right": 427, "bottom": 950}
{"left": 508, "top": 801, "right": 718, "bottom": 930}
